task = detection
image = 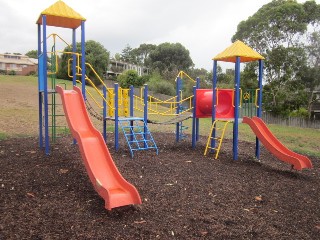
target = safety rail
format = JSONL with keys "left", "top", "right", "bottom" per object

{"left": 177, "top": 70, "right": 196, "bottom": 83}
{"left": 255, "top": 88, "right": 260, "bottom": 108}
{"left": 46, "top": 33, "right": 73, "bottom": 75}
{"left": 67, "top": 60, "right": 130, "bottom": 117}
{"left": 76, "top": 80, "right": 103, "bottom": 109}
{"left": 133, "top": 92, "right": 194, "bottom": 116}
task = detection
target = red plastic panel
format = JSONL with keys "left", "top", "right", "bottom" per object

{"left": 195, "top": 89, "right": 234, "bottom": 119}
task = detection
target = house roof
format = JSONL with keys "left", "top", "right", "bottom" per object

{"left": 36, "top": 0, "right": 85, "bottom": 29}
{"left": 213, "top": 40, "right": 264, "bottom": 63}
{"left": 0, "top": 55, "right": 36, "bottom": 66}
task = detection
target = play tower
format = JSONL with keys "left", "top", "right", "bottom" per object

{"left": 212, "top": 40, "right": 264, "bottom": 160}
{"left": 37, "top": 1, "right": 87, "bottom": 154}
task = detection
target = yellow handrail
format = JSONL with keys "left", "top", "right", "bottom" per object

{"left": 76, "top": 80, "right": 103, "bottom": 109}
{"left": 255, "top": 89, "right": 260, "bottom": 108}
{"left": 231, "top": 88, "right": 242, "bottom": 108}
{"left": 177, "top": 70, "right": 196, "bottom": 83}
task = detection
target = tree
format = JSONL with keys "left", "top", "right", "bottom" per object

{"left": 113, "top": 53, "right": 121, "bottom": 61}
{"left": 25, "top": 50, "right": 38, "bottom": 59}
{"left": 232, "top": 0, "right": 320, "bottom": 116}
{"left": 120, "top": 44, "right": 135, "bottom": 63}
{"left": 57, "top": 40, "right": 109, "bottom": 86}
{"left": 297, "top": 65, "right": 320, "bottom": 118}
{"left": 147, "top": 42, "right": 194, "bottom": 75}
{"left": 134, "top": 43, "right": 156, "bottom": 66}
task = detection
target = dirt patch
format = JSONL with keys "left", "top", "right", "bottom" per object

{"left": 1, "top": 133, "right": 319, "bottom": 239}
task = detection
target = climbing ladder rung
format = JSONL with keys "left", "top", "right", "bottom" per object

{"left": 119, "top": 117, "right": 158, "bottom": 157}
{"left": 204, "top": 120, "right": 231, "bottom": 159}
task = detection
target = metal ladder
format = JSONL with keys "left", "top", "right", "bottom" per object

{"left": 204, "top": 120, "right": 231, "bottom": 159}
{"left": 118, "top": 117, "right": 158, "bottom": 157}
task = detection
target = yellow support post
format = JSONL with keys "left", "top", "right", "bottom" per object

{"left": 108, "top": 89, "right": 114, "bottom": 117}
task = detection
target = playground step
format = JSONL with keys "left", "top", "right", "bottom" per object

{"left": 118, "top": 117, "right": 158, "bottom": 157}
{"left": 204, "top": 120, "right": 231, "bottom": 159}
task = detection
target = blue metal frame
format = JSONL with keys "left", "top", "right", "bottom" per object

{"left": 211, "top": 60, "right": 218, "bottom": 151}
{"left": 233, "top": 57, "right": 241, "bottom": 160}
{"left": 42, "top": 15, "right": 50, "bottom": 155}
{"left": 118, "top": 117, "right": 158, "bottom": 158}
{"left": 81, "top": 21, "right": 86, "bottom": 99}
{"left": 130, "top": 85, "right": 134, "bottom": 142}
{"left": 38, "top": 23, "right": 43, "bottom": 149}
{"left": 103, "top": 86, "right": 107, "bottom": 142}
{"left": 175, "top": 77, "right": 181, "bottom": 142}
{"left": 256, "top": 60, "right": 264, "bottom": 159}
{"left": 195, "top": 77, "right": 200, "bottom": 141}
{"left": 143, "top": 84, "right": 148, "bottom": 148}
{"left": 115, "top": 83, "right": 119, "bottom": 150}
{"left": 72, "top": 29, "right": 77, "bottom": 86}
{"left": 192, "top": 85, "right": 196, "bottom": 148}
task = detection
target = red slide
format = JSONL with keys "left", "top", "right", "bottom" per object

{"left": 56, "top": 86, "right": 141, "bottom": 210}
{"left": 243, "top": 116, "right": 312, "bottom": 170}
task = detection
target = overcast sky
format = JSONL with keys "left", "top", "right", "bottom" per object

{"left": 0, "top": 0, "right": 318, "bottom": 70}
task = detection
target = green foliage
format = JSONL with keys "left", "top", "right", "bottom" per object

{"left": 8, "top": 70, "right": 16, "bottom": 75}
{"left": 117, "top": 70, "right": 144, "bottom": 88}
{"left": 120, "top": 44, "right": 135, "bottom": 63}
{"left": 232, "top": 0, "right": 320, "bottom": 116}
{"left": 25, "top": 50, "right": 38, "bottom": 59}
{"left": 147, "top": 42, "right": 194, "bottom": 74}
{"left": 57, "top": 40, "right": 109, "bottom": 86}
{"left": 289, "top": 107, "right": 309, "bottom": 118}
{"left": 147, "top": 72, "right": 175, "bottom": 96}
{"left": 134, "top": 43, "right": 157, "bottom": 65}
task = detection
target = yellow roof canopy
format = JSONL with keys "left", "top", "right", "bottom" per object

{"left": 213, "top": 40, "right": 264, "bottom": 63}
{"left": 36, "top": 0, "right": 86, "bottom": 29}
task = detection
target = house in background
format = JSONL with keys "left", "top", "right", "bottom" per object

{"left": 106, "top": 59, "right": 149, "bottom": 79}
{"left": 0, "top": 53, "right": 38, "bottom": 75}
{"left": 311, "top": 88, "right": 320, "bottom": 120}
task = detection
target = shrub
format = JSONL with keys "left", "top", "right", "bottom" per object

{"left": 117, "top": 70, "right": 143, "bottom": 88}
{"left": 8, "top": 70, "right": 16, "bottom": 75}
{"left": 148, "top": 72, "right": 175, "bottom": 96}
{"left": 289, "top": 108, "right": 309, "bottom": 118}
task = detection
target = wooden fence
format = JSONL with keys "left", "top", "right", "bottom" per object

{"left": 262, "top": 112, "right": 320, "bottom": 129}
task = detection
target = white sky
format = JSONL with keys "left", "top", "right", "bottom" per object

{"left": 0, "top": 0, "right": 318, "bottom": 71}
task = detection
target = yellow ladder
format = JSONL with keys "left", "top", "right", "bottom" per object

{"left": 204, "top": 120, "right": 231, "bottom": 159}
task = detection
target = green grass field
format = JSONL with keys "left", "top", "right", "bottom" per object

{"left": 1, "top": 75, "right": 319, "bottom": 157}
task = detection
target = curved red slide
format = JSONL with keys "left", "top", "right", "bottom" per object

{"left": 56, "top": 86, "right": 141, "bottom": 210}
{"left": 243, "top": 116, "right": 312, "bottom": 170}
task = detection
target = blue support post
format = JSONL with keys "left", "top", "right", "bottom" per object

{"left": 256, "top": 60, "right": 264, "bottom": 159}
{"left": 130, "top": 85, "right": 134, "bottom": 142}
{"left": 143, "top": 84, "right": 148, "bottom": 148}
{"left": 38, "top": 23, "right": 43, "bottom": 149}
{"left": 196, "top": 77, "right": 200, "bottom": 141}
{"left": 115, "top": 83, "right": 119, "bottom": 150}
{"left": 103, "top": 86, "right": 107, "bottom": 142}
{"left": 175, "top": 77, "right": 181, "bottom": 142}
{"left": 42, "top": 15, "right": 50, "bottom": 155}
{"left": 233, "top": 57, "right": 241, "bottom": 160}
{"left": 81, "top": 21, "right": 86, "bottom": 99}
{"left": 72, "top": 29, "right": 77, "bottom": 86}
{"left": 192, "top": 85, "right": 197, "bottom": 148}
{"left": 211, "top": 61, "right": 218, "bottom": 151}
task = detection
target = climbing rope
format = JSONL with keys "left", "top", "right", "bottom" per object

{"left": 85, "top": 99, "right": 104, "bottom": 121}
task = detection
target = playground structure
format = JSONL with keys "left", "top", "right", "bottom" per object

{"left": 37, "top": 1, "right": 312, "bottom": 210}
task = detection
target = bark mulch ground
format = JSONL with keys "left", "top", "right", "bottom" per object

{"left": 1, "top": 133, "right": 319, "bottom": 239}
